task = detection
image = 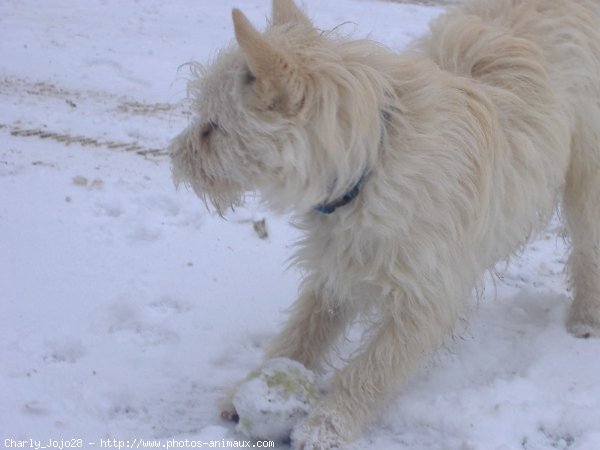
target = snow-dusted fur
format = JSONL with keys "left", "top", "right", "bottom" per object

{"left": 170, "top": 0, "right": 600, "bottom": 447}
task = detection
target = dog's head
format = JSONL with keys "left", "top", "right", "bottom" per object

{"left": 171, "top": 0, "right": 386, "bottom": 214}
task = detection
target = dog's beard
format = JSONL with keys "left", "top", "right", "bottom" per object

{"left": 184, "top": 175, "right": 245, "bottom": 216}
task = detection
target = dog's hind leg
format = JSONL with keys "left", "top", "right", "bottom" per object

{"left": 564, "top": 113, "right": 600, "bottom": 338}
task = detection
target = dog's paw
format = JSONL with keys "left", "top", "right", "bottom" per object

{"left": 220, "top": 407, "right": 239, "bottom": 423}
{"left": 567, "top": 319, "right": 600, "bottom": 338}
{"left": 567, "top": 306, "right": 600, "bottom": 338}
{"left": 219, "top": 388, "right": 239, "bottom": 423}
{"left": 291, "top": 406, "right": 350, "bottom": 450}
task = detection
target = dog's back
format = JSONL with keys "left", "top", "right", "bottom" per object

{"left": 424, "top": 0, "right": 600, "bottom": 127}
{"left": 411, "top": 0, "right": 600, "bottom": 270}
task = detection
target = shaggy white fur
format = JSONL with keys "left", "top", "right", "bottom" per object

{"left": 170, "top": 0, "right": 600, "bottom": 448}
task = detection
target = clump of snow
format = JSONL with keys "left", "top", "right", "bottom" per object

{"left": 233, "top": 358, "right": 318, "bottom": 442}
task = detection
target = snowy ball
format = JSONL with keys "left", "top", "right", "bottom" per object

{"left": 233, "top": 358, "right": 318, "bottom": 442}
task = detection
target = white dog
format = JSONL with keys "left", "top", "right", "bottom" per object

{"left": 170, "top": 0, "right": 600, "bottom": 447}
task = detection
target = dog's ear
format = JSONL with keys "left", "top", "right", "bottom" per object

{"left": 232, "top": 9, "right": 286, "bottom": 81}
{"left": 232, "top": 8, "right": 305, "bottom": 116}
{"left": 271, "top": 0, "right": 311, "bottom": 27}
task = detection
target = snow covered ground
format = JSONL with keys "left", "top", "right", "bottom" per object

{"left": 1, "top": 0, "right": 599, "bottom": 448}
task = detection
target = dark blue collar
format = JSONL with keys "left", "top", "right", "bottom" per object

{"left": 312, "top": 108, "right": 390, "bottom": 215}
{"left": 313, "top": 175, "right": 365, "bottom": 214}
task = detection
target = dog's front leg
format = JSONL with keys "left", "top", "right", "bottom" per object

{"left": 292, "top": 298, "right": 452, "bottom": 449}
{"left": 220, "top": 286, "right": 355, "bottom": 422}
{"left": 264, "top": 287, "right": 355, "bottom": 368}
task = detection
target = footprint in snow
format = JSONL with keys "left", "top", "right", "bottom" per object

{"left": 42, "top": 338, "right": 86, "bottom": 364}
{"left": 147, "top": 296, "right": 192, "bottom": 316}
{"left": 105, "top": 301, "right": 181, "bottom": 348}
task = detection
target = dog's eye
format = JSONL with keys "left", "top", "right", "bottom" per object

{"left": 241, "top": 65, "right": 256, "bottom": 86}
{"left": 201, "top": 121, "right": 218, "bottom": 139}
{"left": 244, "top": 67, "right": 256, "bottom": 85}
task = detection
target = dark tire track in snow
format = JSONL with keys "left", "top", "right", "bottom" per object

{"left": 0, "top": 122, "right": 167, "bottom": 157}
{"left": 0, "top": 76, "right": 187, "bottom": 158}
